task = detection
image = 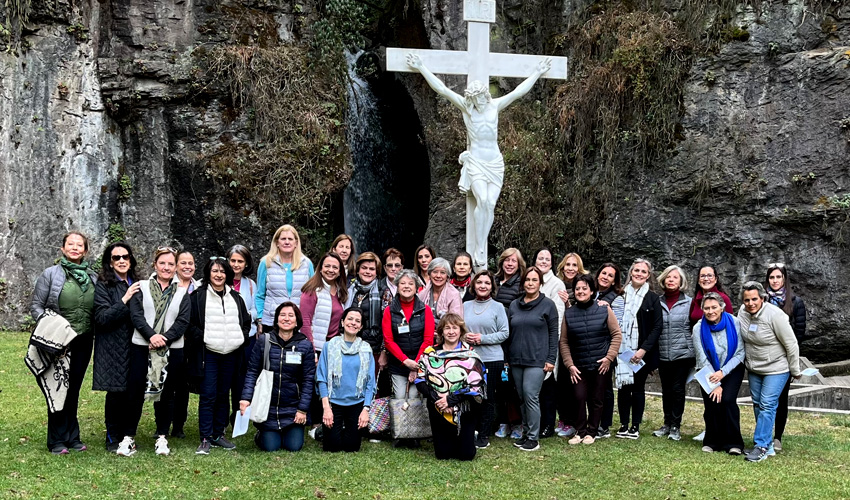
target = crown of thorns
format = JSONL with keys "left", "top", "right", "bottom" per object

{"left": 464, "top": 81, "right": 490, "bottom": 98}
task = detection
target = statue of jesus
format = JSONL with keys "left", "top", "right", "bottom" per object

{"left": 406, "top": 53, "right": 552, "bottom": 269}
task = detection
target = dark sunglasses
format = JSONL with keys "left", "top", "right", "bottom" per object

{"left": 111, "top": 254, "right": 131, "bottom": 262}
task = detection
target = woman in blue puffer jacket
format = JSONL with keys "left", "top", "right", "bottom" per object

{"left": 240, "top": 301, "right": 316, "bottom": 452}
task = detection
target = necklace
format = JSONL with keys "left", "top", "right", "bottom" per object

{"left": 472, "top": 299, "right": 490, "bottom": 315}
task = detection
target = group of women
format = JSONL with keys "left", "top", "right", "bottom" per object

{"left": 29, "top": 226, "right": 805, "bottom": 463}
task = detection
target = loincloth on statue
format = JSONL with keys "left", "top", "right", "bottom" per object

{"left": 458, "top": 151, "right": 505, "bottom": 195}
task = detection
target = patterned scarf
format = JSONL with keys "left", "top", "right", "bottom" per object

{"left": 615, "top": 282, "right": 649, "bottom": 389}
{"left": 347, "top": 279, "right": 382, "bottom": 330}
{"left": 325, "top": 336, "right": 372, "bottom": 399}
{"left": 416, "top": 342, "right": 485, "bottom": 427}
{"left": 60, "top": 257, "right": 92, "bottom": 293}
{"left": 767, "top": 287, "right": 786, "bottom": 307}
{"left": 149, "top": 277, "right": 177, "bottom": 335}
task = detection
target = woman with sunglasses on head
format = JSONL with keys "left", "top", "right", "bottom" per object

{"left": 93, "top": 242, "right": 141, "bottom": 453}
{"left": 764, "top": 263, "right": 806, "bottom": 452}
{"left": 611, "top": 259, "right": 663, "bottom": 440}
{"left": 255, "top": 225, "right": 315, "bottom": 332}
{"left": 689, "top": 265, "right": 733, "bottom": 326}
{"left": 124, "top": 246, "right": 191, "bottom": 456}
{"left": 227, "top": 245, "right": 259, "bottom": 425}
{"left": 187, "top": 258, "right": 251, "bottom": 455}
{"left": 30, "top": 231, "right": 98, "bottom": 455}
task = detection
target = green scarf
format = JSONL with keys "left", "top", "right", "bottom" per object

{"left": 149, "top": 277, "right": 177, "bottom": 335}
{"left": 60, "top": 257, "right": 92, "bottom": 293}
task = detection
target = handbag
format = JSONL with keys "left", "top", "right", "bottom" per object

{"left": 389, "top": 382, "right": 432, "bottom": 439}
{"left": 249, "top": 334, "right": 273, "bottom": 423}
{"left": 368, "top": 396, "right": 390, "bottom": 434}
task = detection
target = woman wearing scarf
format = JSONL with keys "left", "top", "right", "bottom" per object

{"left": 418, "top": 258, "right": 463, "bottom": 323}
{"left": 450, "top": 251, "right": 475, "bottom": 302}
{"left": 559, "top": 274, "right": 622, "bottom": 445}
{"left": 692, "top": 292, "right": 745, "bottom": 455}
{"left": 532, "top": 248, "right": 566, "bottom": 439}
{"left": 611, "top": 259, "right": 663, "bottom": 440}
{"left": 316, "top": 308, "right": 376, "bottom": 452}
{"left": 30, "top": 231, "right": 98, "bottom": 455}
{"left": 93, "top": 242, "right": 141, "bottom": 453}
{"left": 688, "top": 265, "right": 734, "bottom": 326}
{"left": 345, "top": 252, "right": 386, "bottom": 369}
{"left": 380, "top": 248, "right": 404, "bottom": 308}
{"left": 415, "top": 313, "right": 485, "bottom": 461}
{"left": 127, "top": 247, "right": 191, "bottom": 456}
{"left": 765, "top": 263, "right": 806, "bottom": 452}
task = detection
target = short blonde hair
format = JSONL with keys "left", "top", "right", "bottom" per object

{"left": 657, "top": 265, "right": 689, "bottom": 292}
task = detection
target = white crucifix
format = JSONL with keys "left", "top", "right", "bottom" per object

{"left": 386, "top": 0, "right": 568, "bottom": 270}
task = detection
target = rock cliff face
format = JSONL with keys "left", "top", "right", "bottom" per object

{"left": 1, "top": 0, "right": 848, "bottom": 361}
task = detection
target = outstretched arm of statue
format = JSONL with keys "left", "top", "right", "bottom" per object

{"left": 406, "top": 53, "right": 466, "bottom": 111}
{"left": 496, "top": 57, "right": 552, "bottom": 111}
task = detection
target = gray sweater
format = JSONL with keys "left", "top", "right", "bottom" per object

{"left": 507, "top": 295, "right": 559, "bottom": 367}
{"left": 463, "top": 298, "right": 509, "bottom": 363}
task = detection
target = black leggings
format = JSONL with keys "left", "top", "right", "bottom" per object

{"left": 322, "top": 402, "right": 364, "bottom": 452}
{"left": 428, "top": 402, "right": 478, "bottom": 460}
{"left": 658, "top": 358, "right": 695, "bottom": 428}
{"left": 617, "top": 367, "right": 650, "bottom": 428}
{"left": 46, "top": 333, "right": 92, "bottom": 450}
{"left": 477, "top": 361, "right": 504, "bottom": 437}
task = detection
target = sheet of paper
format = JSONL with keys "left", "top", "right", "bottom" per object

{"left": 617, "top": 350, "right": 645, "bottom": 373}
{"left": 233, "top": 407, "right": 251, "bottom": 438}
{"left": 695, "top": 365, "right": 721, "bottom": 394}
{"left": 801, "top": 367, "right": 819, "bottom": 377}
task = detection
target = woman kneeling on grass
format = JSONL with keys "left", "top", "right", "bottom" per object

{"left": 240, "top": 302, "right": 316, "bottom": 452}
{"left": 316, "top": 308, "right": 376, "bottom": 453}
{"left": 416, "top": 313, "right": 485, "bottom": 460}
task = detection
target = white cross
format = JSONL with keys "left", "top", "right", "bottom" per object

{"left": 386, "top": 0, "right": 568, "bottom": 87}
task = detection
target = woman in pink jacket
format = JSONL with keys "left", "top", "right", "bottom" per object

{"left": 418, "top": 258, "right": 463, "bottom": 323}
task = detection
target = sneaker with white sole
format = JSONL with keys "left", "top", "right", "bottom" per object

{"left": 597, "top": 427, "right": 611, "bottom": 439}
{"left": 519, "top": 439, "right": 540, "bottom": 451}
{"left": 568, "top": 435, "right": 582, "bottom": 445}
{"left": 211, "top": 436, "right": 236, "bottom": 450}
{"left": 615, "top": 424, "right": 630, "bottom": 438}
{"left": 667, "top": 427, "right": 681, "bottom": 441}
{"left": 196, "top": 438, "right": 210, "bottom": 455}
{"left": 582, "top": 435, "right": 595, "bottom": 445}
{"left": 116, "top": 436, "right": 136, "bottom": 457}
{"left": 745, "top": 446, "right": 769, "bottom": 462}
{"left": 494, "top": 424, "right": 509, "bottom": 438}
{"left": 559, "top": 425, "right": 577, "bottom": 438}
{"left": 652, "top": 425, "right": 670, "bottom": 437}
{"left": 773, "top": 438, "right": 782, "bottom": 452}
{"left": 693, "top": 430, "right": 705, "bottom": 441}
{"left": 624, "top": 426, "right": 640, "bottom": 439}
{"left": 154, "top": 435, "right": 170, "bottom": 456}
{"left": 510, "top": 425, "right": 523, "bottom": 440}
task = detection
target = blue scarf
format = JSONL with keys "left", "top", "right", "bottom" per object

{"left": 700, "top": 312, "right": 738, "bottom": 371}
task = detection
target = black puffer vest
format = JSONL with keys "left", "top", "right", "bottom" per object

{"left": 387, "top": 294, "right": 428, "bottom": 375}
{"left": 564, "top": 301, "right": 612, "bottom": 371}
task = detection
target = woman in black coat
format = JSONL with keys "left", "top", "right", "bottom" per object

{"left": 93, "top": 242, "right": 141, "bottom": 453}
{"left": 765, "top": 263, "right": 807, "bottom": 451}
{"left": 611, "top": 259, "right": 663, "bottom": 440}
{"left": 240, "top": 302, "right": 316, "bottom": 452}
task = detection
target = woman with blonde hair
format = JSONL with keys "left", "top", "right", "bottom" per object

{"left": 557, "top": 253, "right": 589, "bottom": 307}
{"left": 255, "top": 225, "right": 314, "bottom": 332}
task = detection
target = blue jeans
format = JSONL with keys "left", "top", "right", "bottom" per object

{"left": 198, "top": 349, "right": 239, "bottom": 439}
{"left": 256, "top": 425, "right": 305, "bottom": 452}
{"left": 748, "top": 371, "right": 790, "bottom": 449}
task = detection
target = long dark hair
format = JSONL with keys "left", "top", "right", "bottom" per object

{"left": 765, "top": 265, "right": 795, "bottom": 317}
{"left": 595, "top": 262, "right": 624, "bottom": 296}
{"left": 99, "top": 242, "right": 139, "bottom": 284}
{"left": 693, "top": 264, "right": 727, "bottom": 296}
{"left": 413, "top": 244, "right": 436, "bottom": 281}
{"left": 301, "top": 252, "right": 349, "bottom": 304}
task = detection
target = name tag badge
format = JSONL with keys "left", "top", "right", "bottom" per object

{"left": 749, "top": 323, "right": 758, "bottom": 332}
{"left": 285, "top": 351, "right": 302, "bottom": 364}
{"left": 398, "top": 324, "right": 410, "bottom": 334}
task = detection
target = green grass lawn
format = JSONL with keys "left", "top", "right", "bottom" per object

{"left": 0, "top": 331, "right": 848, "bottom": 499}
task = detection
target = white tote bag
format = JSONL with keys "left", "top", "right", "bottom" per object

{"left": 249, "top": 334, "right": 273, "bottom": 423}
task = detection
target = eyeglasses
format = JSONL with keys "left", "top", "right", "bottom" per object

{"left": 699, "top": 274, "right": 715, "bottom": 279}
{"left": 111, "top": 254, "right": 131, "bottom": 262}
{"left": 767, "top": 263, "right": 785, "bottom": 269}
{"left": 386, "top": 263, "right": 402, "bottom": 268}
{"left": 157, "top": 246, "right": 177, "bottom": 253}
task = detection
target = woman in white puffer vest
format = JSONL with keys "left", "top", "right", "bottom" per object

{"left": 186, "top": 258, "right": 250, "bottom": 454}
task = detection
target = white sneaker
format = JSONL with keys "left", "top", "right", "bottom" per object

{"left": 155, "top": 435, "right": 170, "bottom": 456}
{"left": 494, "top": 424, "right": 510, "bottom": 438}
{"left": 308, "top": 427, "right": 318, "bottom": 440}
{"left": 116, "top": 436, "right": 136, "bottom": 457}
{"left": 693, "top": 430, "right": 705, "bottom": 442}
